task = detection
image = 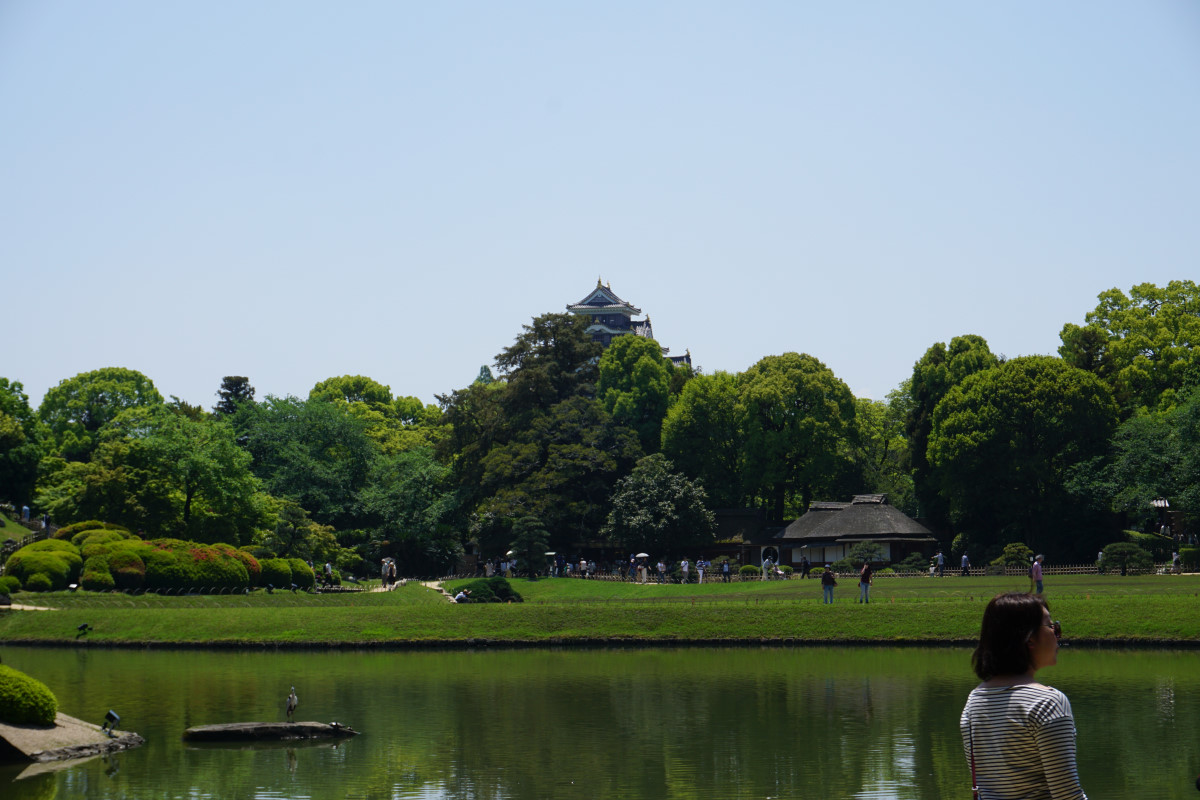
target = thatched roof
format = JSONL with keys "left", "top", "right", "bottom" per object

{"left": 775, "top": 495, "right": 934, "bottom": 544}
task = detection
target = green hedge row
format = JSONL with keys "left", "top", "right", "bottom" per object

{"left": 1, "top": 530, "right": 289, "bottom": 594}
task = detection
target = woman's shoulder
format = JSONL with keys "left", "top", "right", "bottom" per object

{"left": 967, "top": 682, "right": 1073, "bottom": 718}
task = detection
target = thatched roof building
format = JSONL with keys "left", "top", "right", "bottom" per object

{"left": 773, "top": 494, "right": 936, "bottom": 566}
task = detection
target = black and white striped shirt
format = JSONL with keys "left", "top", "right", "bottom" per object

{"left": 960, "top": 683, "right": 1086, "bottom": 800}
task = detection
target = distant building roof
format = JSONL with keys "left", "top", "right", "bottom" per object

{"left": 566, "top": 279, "right": 642, "bottom": 315}
{"left": 775, "top": 495, "right": 935, "bottom": 544}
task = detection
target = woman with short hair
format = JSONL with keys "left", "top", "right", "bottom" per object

{"left": 960, "top": 592, "right": 1085, "bottom": 799}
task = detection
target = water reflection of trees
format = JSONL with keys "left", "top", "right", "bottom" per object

{"left": 5, "top": 647, "right": 1198, "bottom": 799}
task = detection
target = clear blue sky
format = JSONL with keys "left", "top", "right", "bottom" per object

{"left": 4, "top": 2, "right": 1198, "bottom": 410}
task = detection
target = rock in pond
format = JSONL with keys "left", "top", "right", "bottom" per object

{"left": 182, "top": 721, "right": 359, "bottom": 742}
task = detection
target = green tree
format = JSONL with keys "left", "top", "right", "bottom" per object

{"left": 1068, "top": 386, "right": 1200, "bottom": 532}
{"left": 358, "top": 448, "right": 461, "bottom": 575}
{"left": 310, "top": 375, "right": 393, "bottom": 407}
{"left": 261, "top": 500, "right": 343, "bottom": 566}
{"left": 1060, "top": 280, "right": 1200, "bottom": 415}
{"left": 234, "top": 395, "right": 379, "bottom": 530}
{"left": 35, "top": 406, "right": 271, "bottom": 543}
{"left": 0, "top": 378, "right": 44, "bottom": 504}
{"left": 494, "top": 313, "right": 602, "bottom": 422}
{"left": 602, "top": 453, "right": 715, "bottom": 556}
{"left": 928, "top": 356, "right": 1118, "bottom": 557}
{"left": 474, "top": 396, "right": 641, "bottom": 555}
{"left": 904, "top": 335, "right": 998, "bottom": 529}
{"left": 213, "top": 376, "right": 256, "bottom": 417}
{"left": 738, "top": 353, "right": 857, "bottom": 523}
{"left": 852, "top": 389, "right": 915, "bottom": 516}
{"left": 661, "top": 372, "right": 743, "bottom": 508}
{"left": 597, "top": 334, "right": 672, "bottom": 454}
{"left": 440, "top": 315, "right": 623, "bottom": 556}
{"left": 38, "top": 367, "right": 164, "bottom": 461}
{"left": 510, "top": 515, "right": 550, "bottom": 580}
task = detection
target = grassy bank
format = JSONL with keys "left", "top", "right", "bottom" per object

{"left": 1, "top": 574, "right": 1197, "bottom": 647}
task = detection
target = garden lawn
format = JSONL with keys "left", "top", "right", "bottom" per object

{"left": 1, "top": 574, "right": 1198, "bottom": 646}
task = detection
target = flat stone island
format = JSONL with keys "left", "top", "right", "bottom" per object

{"left": 183, "top": 721, "right": 360, "bottom": 742}
{"left": 0, "top": 712, "right": 144, "bottom": 763}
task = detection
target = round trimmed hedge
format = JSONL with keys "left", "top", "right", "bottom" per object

{"left": 108, "top": 549, "right": 147, "bottom": 590}
{"left": 54, "top": 520, "right": 129, "bottom": 541}
{"left": 258, "top": 558, "right": 292, "bottom": 588}
{"left": 288, "top": 559, "right": 315, "bottom": 590}
{"left": 81, "top": 555, "right": 116, "bottom": 591}
{"left": 0, "top": 665, "right": 59, "bottom": 726}
{"left": 3, "top": 542, "right": 83, "bottom": 591}
{"left": 0, "top": 574, "right": 21, "bottom": 594}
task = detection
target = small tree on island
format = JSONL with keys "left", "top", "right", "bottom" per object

{"left": 510, "top": 515, "right": 550, "bottom": 581}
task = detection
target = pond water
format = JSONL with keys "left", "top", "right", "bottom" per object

{"left": 1, "top": 645, "right": 1197, "bottom": 799}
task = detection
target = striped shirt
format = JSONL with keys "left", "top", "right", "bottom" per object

{"left": 960, "top": 683, "right": 1086, "bottom": 800}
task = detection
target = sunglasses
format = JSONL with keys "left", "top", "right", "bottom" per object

{"left": 1047, "top": 620, "right": 1062, "bottom": 640}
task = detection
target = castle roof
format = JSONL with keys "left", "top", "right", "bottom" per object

{"left": 567, "top": 278, "right": 642, "bottom": 315}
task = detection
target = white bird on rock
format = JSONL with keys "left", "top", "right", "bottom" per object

{"left": 286, "top": 686, "right": 298, "bottom": 723}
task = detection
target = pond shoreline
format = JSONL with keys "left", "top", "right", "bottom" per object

{"left": 4, "top": 636, "right": 1199, "bottom": 651}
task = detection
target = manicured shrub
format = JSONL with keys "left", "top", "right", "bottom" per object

{"left": 24, "top": 573, "right": 53, "bottom": 592}
{"left": 1101, "top": 542, "right": 1154, "bottom": 575}
{"left": 4, "top": 544, "right": 82, "bottom": 591}
{"left": 1181, "top": 548, "right": 1199, "bottom": 572}
{"left": 0, "top": 665, "right": 58, "bottom": 726}
{"left": 75, "top": 529, "right": 130, "bottom": 554}
{"left": 739, "top": 565, "right": 761, "bottom": 577}
{"left": 0, "top": 575, "right": 21, "bottom": 593}
{"left": 1124, "top": 530, "right": 1172, "bottom": 560}
{"left": 259, "top": 558, "right": 293, "bottom": 588}
{"left": 830, "top": 557, "right": 854, "bottom": 573}
{"left": 215, "top": 544, "right": 261, "bottom": 585}
{"left": 454, "top": 576, "right": 523, "bottom": 603}
{"left": 71, "top": 527, "right": 130, "bottom": 549}
{"left": 81, "top": 556, "right": 116, "bottom": 592}
{"left": 53, "top": 520, "right": 109, "bottom": 540}
{"left": 778, "top": 565, "right": 794, "bottom": 576}
{"left": 809, "top": 567, "right": 826, "bottom": 577}
{"left": 108, "top": 550, "right": 146, "bottom": 591}
{"left": 141, "top": 540, "right": 250, "bottom": 592}
{"left": 895, "top": 552, "right": 931, "bottom": 572}
{"left": 287, "top": 559, "right": 315, "bottom": 590}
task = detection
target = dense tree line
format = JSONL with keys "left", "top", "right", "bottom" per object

{"left": 2, "top": 280, "right": 1197, "bottom": 573}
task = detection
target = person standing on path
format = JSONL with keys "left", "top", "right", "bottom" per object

{"left": 680, "top": 558, "right": 690, "bottom": 584}
{"left": 821, "top": 567, "right": 837, "bottom": 604}
{"left": 722, "top": 560, "right": 731, "bottom": 582}
{"left": 961, "top": 552, "right": 971, "bottom": 577}
{"left": 696, "top": 559, "right": 706, "bottom": 584}
{"left": 1032, "top": 555, "right": 1044, "bottom": 594}
{"left": 858, "top": 562, "right": 873, "bottom": 603}
{"left": 936, "top": 550, "right": 945, "bottom": 577}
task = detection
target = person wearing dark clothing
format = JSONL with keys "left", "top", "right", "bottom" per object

{"left": 821, "top": 568, "right": 837, "bottom": 604}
